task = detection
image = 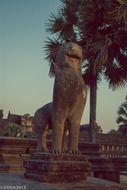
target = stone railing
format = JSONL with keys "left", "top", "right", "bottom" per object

{"left": 79, "top": 130, "right": 127, "bottom": 158}
{"left": 99, "top": 143, "right": 127, "bottom": 158}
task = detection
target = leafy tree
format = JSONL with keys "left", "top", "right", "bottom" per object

{"left": 78, "top": 0, "right": 127, "bottom": 141}
{"left": 108, "top": 129, "right": 118, "bottom": 135}
{"left": 116, "top": 95, "right": 127, "bottom": 135}
{"left": 45, "top": 0, "right": 127, "bottom": 142}
{"left": 5, "top": 122, "right": 24, "bottom": 137}
{"left": 0, "top": 110, "right": 3, "bottom": 119}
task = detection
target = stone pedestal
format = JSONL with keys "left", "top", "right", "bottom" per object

{"left": 0, "top": 137, "right": 36, "bottom": 173}
{"left": 24, "top": 152, "right": 92, "bottom": 183}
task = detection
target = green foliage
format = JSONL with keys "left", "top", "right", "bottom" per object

{"left": 108, "top": 129, "right": 118, "bottom": 134}
{"left": 45, "top": 0, "right": 127, "bottom": 139}
{"left": 116, "top": 95, "right": 127, "bottom": 135}
{"left": 45, "top": 0, "right": 127, "bottom": 88}
{"left": 44, "top": 38, "right": 62, "bottom": 77}
{"left": 0, "top": 110, "right": 3, "bottom": 119}
{"left": 5, "top": 122, "right": 24, "bottom": 137}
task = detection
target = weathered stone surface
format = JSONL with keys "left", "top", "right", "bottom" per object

{"left": 0, "top": 137, "right": 36, "bottom": 173}
{"left": 0, "top": 137, "right": 126, "bottom": 184}
{"left": 51, "top": 42, "right": 87, "bottom": 153}
{"left": 34, "top": 102, "right": 69, "bottom": 152}
{"left": 79, "top": 142, "right": 123, "bottom": 183}
{"left": 24, "top": 152, "right": 92, "bottom": 182}
{"left": 0, "top": 173, "right": 126, "bottom": 190}
{"left": 0, "top": 137, "right": 37, "bottom": 154}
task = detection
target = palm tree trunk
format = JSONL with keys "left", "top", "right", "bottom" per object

{"left": 89, "top": 80, "right": 97, "bottom": 143}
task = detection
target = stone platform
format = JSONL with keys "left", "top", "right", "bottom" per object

{"left": 0, "top": 137, "right": 36, "bottom": 173}
{"left": 0, "top": 173, "right": 126, "bottom": 190}
{"left": 24, "top": 152, "right": 92, "bottom": 183}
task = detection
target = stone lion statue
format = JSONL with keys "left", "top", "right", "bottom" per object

{"left": 34, "top": 102, "right": 68, "bottom": 152}
{"left": 51, "top": 41, "right": 87, "bottom": 153}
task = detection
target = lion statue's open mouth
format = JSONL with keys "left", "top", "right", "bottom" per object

{"left": 66, "top": 53, "right": 81, "bottom": 60}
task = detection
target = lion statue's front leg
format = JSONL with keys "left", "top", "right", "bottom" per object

{"left": 34, "top": 102, "right": 69, "bottom": 153}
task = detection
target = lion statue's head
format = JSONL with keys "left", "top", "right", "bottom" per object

{"left": 49, "top": 42, "right": 83, "bottom": 76}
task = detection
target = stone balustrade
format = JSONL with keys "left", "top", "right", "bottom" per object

{"left": 100, "top": 143, "right": 127, "bottom": 158}
{"left": 0, "top": 134, "right": 127, "bottom": 183}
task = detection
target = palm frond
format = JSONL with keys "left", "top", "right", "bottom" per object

{"left": 121, "top": 101, "right": 127, "bottom": 110}
{"left": 46, "top": 13, "right": 64, "bottom": 35}
{"left": 44, "top": 38, "right": 61, "bottom": 61}
{"left": 46, "top": 15, "right": 76, "bottom": 41}
{"left": 61, "top": 0, "right": 78, "bottom": 24}
{"left": 117, "top": 106, "right": 127, "bottom": 117}
{"left": 44, "top": 38, "right": 62, "bottom": 77}
{"left": 82, "top": 63, "right": 102, "bottom": 85}
{"left": 113, "top": 0, "right": 127, "bottom": 22}
{"left": 116, "top": 115, "right": 127, "bottom": 124}
{"left": 44, "top": 0, "right": 127, "bottom": 91}
{"left": 116, "top": 94, "right": 127, "bottom": 127}
{"left": 104, "top": 60, "right": 127, "bottom": 90}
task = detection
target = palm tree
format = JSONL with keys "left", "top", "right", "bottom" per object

{"left": 44, "top": 0, "right": 127, "bottom": 142}
{"left": 116, "top": 95, "right": 127, "bottom": 135}
{"left": 78, "top": 0, "right": 127, "bottom": 141}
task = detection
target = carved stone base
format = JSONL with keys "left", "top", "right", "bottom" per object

{"left": 24, "top": 152, "right": 92, "bottom": 183}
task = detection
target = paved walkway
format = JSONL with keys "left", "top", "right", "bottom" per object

{"left": 0, "top": 173, "right": 126, "bottom": 190}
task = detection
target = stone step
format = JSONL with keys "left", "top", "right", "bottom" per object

{"left": 0, "top": 154, "right": 30, "bottom": 173}
{"left": 0, "top": 147, "right": 26, "bottom": 154}
{"left": 0, "top": 154, "right": 21, "bottom": 164}
{"left": 24, "top": 159, "right": 91, "bottom": 172}
{"left": 0, "top": 163, "right": 24, "bottom": 173}
{"left": 79, "top": 143, "right": 101, "bottom": 157}
{"left": 30, "top": 152, "right": 88, "bottom": 161}
{"left": 24, "top": 171, "right": 87, "bottom": 183}
{"left": 0, "top": 154, "right": 30, "bottom": 163}
{"left": 0, "top": 147, "right": 35, "bottom": 154}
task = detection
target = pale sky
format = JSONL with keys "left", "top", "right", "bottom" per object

{"left": 0, "top": 0, "right": 126, "bottom": 133}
